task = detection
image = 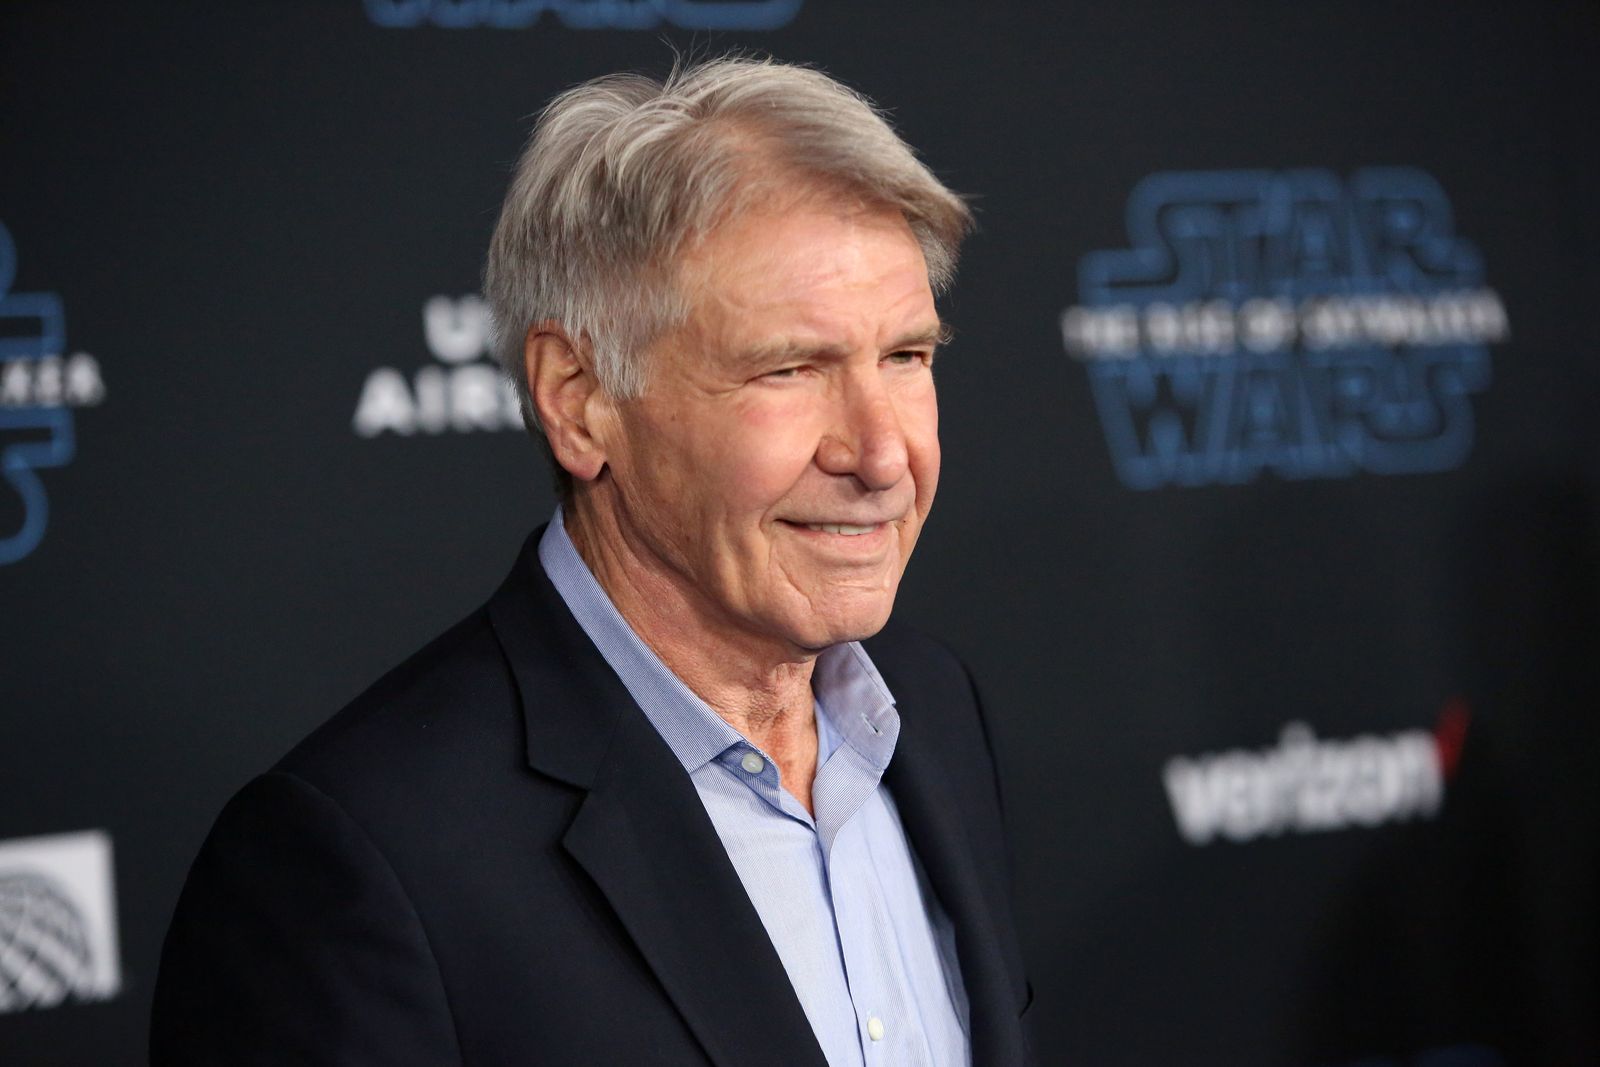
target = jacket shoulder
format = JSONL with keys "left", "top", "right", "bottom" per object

{"left": 274, "top": 608, "right": 521, "bottom": 813}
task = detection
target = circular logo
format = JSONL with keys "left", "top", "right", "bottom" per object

{"left": 0, "top": 870, "right": 96, "bottom": 1012}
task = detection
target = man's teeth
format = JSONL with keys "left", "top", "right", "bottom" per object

{"left": 804, "top": 523, "right": 878, "bottom": 536}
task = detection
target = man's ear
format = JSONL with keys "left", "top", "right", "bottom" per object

{"left": 525, "top": 322, "right": 609, "bottom": 484}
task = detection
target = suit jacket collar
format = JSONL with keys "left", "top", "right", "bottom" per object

{"left": 883, "top": 709, "right": 1031, "bottom": 1066}
{"left": 486, "top": 529, "right": 1023, "bottom": 1066}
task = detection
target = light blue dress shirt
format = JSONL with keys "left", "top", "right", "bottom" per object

{"left": 539, "top": 510, "right": 970, "bottom": 1067}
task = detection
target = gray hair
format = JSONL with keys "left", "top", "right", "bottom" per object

{"left": 484, "top": 56, "right": 972, "bottom": 444}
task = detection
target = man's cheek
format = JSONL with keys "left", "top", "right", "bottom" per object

{"left": 738, "top": 434, "right": 817, "bottom": 494}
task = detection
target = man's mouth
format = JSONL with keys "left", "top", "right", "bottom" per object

{"left": 801, "top": 523, "right": 880, "bottom": 536}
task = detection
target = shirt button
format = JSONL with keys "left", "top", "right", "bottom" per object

{"left": 740, "top": 752, "right": 765, "bottom": 775}
{"left": 866, "top": 1016, "right": 886, "bottom": 1042}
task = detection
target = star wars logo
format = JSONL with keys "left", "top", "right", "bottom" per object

{"left": 352, "top": 294, "right": 523, "bottom": 438}
{"left": 363, "top": 0, "right": 801, "bottom": 30}
{"left": 0, "top": 221, "right": 107, "bottom": 566}
{"left": 1061, "top": 169, "right": 1508, "bottom": 490}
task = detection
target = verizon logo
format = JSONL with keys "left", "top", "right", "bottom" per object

{"left": 1163, "top": 701, "right": 1469, "bottom": 846}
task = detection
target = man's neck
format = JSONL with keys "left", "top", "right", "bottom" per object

{"left": 562, "top": 501, "right": 820, "bottom": 807}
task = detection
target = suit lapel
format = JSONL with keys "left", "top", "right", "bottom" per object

{"left": 887, "top": 712, "right": 1029, "bottom": 1067}
{"left": 563, "top": 711, "right": 829, "bottom": 1067}
{"left": 488, "top": 533, "right": 827, "bottom": 1067}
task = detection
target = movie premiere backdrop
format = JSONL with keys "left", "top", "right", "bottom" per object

{"left": 3, "top": 3, "right": 1597, "bottom": 1064}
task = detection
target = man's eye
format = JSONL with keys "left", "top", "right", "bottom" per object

{"left": 763, "top": 365, "right": 803, "bottom": 380}
{"left": 884, "top": 350, "right": 929, "bottom": 366}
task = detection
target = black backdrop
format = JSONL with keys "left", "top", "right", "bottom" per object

{"left": 3, "top": 2, "right": 1598, "bottom": 1064}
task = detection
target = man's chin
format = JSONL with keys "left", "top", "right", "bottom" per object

{"left": 785, "top": 600, "right": 897, "bottom": 653}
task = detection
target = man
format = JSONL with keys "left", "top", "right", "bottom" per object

{"left": 152, "top": 57, "right": 1034, "bottom": 1066}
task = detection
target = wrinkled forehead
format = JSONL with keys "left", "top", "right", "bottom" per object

{"left": 680, "top": 204, "right": 931, "bottom": 340}
{"left": 682, "top": 187, "right": 926, "bottom": 296}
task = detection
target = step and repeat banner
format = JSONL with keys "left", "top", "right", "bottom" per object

{"left": 3, "top": 3, "right": 1597, "bottom": 1064}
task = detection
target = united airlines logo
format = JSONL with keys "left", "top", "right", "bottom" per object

{"left": 1061, "top": 169, "right": 1508, "bottom": 490}
{"left": 364, "top": 0, "right": 802, "bottom": 30}
{"left": 0, "top": 221, "right": 107, "bottom": 566}
{"left": 1163, "top": 699, "right": 1469, "bottom": 846}
{"left": 353, "top": 294, "right": 523, "bottom": 437}
{"left": 0, "top": 831, "right": 122, "bottom": 1013}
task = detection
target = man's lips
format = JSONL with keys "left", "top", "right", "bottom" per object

{"left": 800, "top": 522, "right": 879, "bottom": 536}
{"left": 777, "top": 518, "right": 903, "bottom": 537}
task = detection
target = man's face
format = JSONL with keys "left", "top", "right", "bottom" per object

{"left": 591, "top": 195, "right": 942, "bottom": 656}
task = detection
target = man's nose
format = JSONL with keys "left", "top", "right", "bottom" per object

{"left": 815, "top": 372, "right": 910, "bottom": 490}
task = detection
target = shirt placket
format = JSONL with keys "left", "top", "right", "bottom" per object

{"left": 830, "top": 813, "right": 930, "bottom": 1065}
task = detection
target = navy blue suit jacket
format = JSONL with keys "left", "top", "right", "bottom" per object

{"left": 152, "top": 532, "right": 1035, "bottom": 1065}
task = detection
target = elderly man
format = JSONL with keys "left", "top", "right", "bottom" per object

{"left": 153, "top": 57, "right": 1033, "bottom": 1066}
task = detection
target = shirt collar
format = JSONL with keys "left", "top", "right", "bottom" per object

{"left": 538, "top": 507, "right": 899, "bottom": 773}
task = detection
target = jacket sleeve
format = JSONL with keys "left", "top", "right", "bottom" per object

{"left": 150, "top": 771, "right": 462, "bottom": 1066}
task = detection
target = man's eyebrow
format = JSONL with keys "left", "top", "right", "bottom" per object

{"left": 733, "top": 322, "right": 950, "bottom": 369}
{"left": 736, "top": 339, "right": 851, "bottom": 367}
{"left": 886, "top": 322, "right": 952, "bottom": 351}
